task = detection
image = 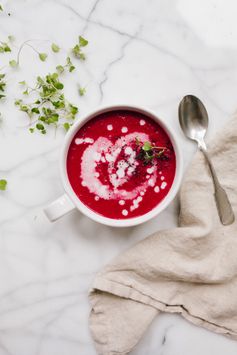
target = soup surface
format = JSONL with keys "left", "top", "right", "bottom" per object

{"left": 67, "top": 110, "right": 176, "bottom": 219}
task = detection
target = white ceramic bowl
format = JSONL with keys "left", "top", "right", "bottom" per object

{"left": 44, "top": 105, "right": 183, "bottom": 227}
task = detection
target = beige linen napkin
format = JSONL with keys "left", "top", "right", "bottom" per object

{"left": 89, "top": 114, "right": 237, "bottom": 355}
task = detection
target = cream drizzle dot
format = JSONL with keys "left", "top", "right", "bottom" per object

{"left": 140, "top": 119, "right": 145, "bottom": 126}
{"left": 161, "top": 181, "right": 167, "bottom": 189}
{"left": 107, "top": 124, "right": 113, "bottom": 131}
{"left": 75, "top": 138, "right": 83, "bottom": 145}
{"left": 148, "top": 178, "right": 155, "bottom": 187}
{"left": 84, "top": 138, "right": 94, "bottom": 144}
{"left": 122, "top": 209, "right": 128, "bottom": 216}
{"left": 121, "top": 126, "right": 128, "bottom": 133}
{"left": 161, "top": 176, "right": 165, "bottom": 181}
{"left": 81, "top": 181, "right": 87, "bottom": 187}
{"left": 147, "top": 166, "right": 155, "bottom": 174}
{"left": 154, "top": 186, "right": 160, "bottom": 193}
{"left": 95, "top": 196, "right": 99, "bottom": 201}
{"left": 119, "top": 200, "right": 125, "bottom": 205}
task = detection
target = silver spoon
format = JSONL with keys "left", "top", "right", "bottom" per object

{"left": 179, "top": 94, "right": 235, "bottom": 225}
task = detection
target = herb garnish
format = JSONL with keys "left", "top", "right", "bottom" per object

{"left": 135, "top": 137, "right": 168, "bottom": 163}
{"left": 56, "top": 56, "right": 75, "bottom": 74}
{"left": 14, "top": 35, "right": 88, "bottom": 134}
{"left": 0, "top": 35, "right": 13, "bottom": 53}
{"left": 0, "top": 179, "right": 7, "bottom": 190}
{"left": 9, "top": 40, "right": 48, "bottom": 68}
{"left": 0, "top": 5, "right": 3, "bottom": 11}
{"left": 72, "top": 36, "right": 88, "bottom": 60}
{"left": 15, "top": 71, "right": 79, "bottom": 134}
{"left": 1, "top": 34, "right": 88, "bottom": 135}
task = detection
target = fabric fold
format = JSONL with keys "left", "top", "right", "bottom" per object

{"left": 89, "top": 114, "right": 237, "bottom": 355}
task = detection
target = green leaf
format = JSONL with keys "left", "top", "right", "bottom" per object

{"left": 31, "top": 107, "right": 40, "bottom": 114}
{"left": 37, "top": 76, "right": 44, "bottom": 85}
{"left": 51, "top": 43, "right": 60, "bottom": 53}
{"left": 66, "top": 56, "right": 72, "bottom": 65}
{"left": 63, "top": 122, "right": 70, "bottom": 131}
{"left": 0, "top": 94, "right": 5, "bottom": 99}
{"left": 79, "top": 87, "right": 86, "bottom": 96}
{"left": 23, "top": 89, "right": 29, "bottom": 95}
{"left": 79, "top": 52, "right": 85, "bottom": 60}
{"left": 55, "top": 82, "right": 64, "bottom": 90}
{"left": 29, "top": 128, "right": 34, "bottom": 133}
{"left": 0, "top": 5, "right": 3, "bottom": 11}
{"left": 4, "top": 44, "right": 11, "bottom": 52}
{"left": 36, "top": 123, "right": 45, "bottom": 130}
{"left": 70, "top": 105, "right": 78, "bottom": 115}
{"left": 142, "top": 141, "right": 152, "bottom": 151}
{"left": 69, "top": 65, "right": 75, "bottom": 72}
{"left": 56, "top": 65, "right": 64, "bottom": 74}
{"left": 0, "top": 179, "right": 7, "bottom": 191}
{"left": 20, "top": 105, "right": 29, "bottom": 112}
{"left": 8, "top": 35, "right": 14, "bottom": 42}
{"left": 0, "top": 82, "right": 6, "bottom": 91}
{"left": 79, "top": 36, "right": 88, "bottom": 47}
{"left": 0, "top": 42, "right": 11, "bottom": 52}
{"left": 19, "top": 80, "right": 26, "bottom": 85}
{"left": 15, "top": 99, "right": 22, "bottom": 106}
{"left": 39, "top": 53, "right": 47, "bottom": 62}
{"left": 9, "top": 59, "right": 17, "bottom": 67}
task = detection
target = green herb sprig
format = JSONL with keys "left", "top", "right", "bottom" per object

{"left": 56, "top": 56, "right": 75, "bottom": 74}
{"left": 72, "top": 36, "right": 88, "bottom": 60}
{"left": 15, "top": 71, "right": 78, "bottom": 134}
{"left": 135, "top": 138, "right": 168, "bottom": 163}
{"left": 9, "top": 40, "right": 48, "bottom": 68}
{"left": 0, "top": 35, "right": 14, "bottom": 53}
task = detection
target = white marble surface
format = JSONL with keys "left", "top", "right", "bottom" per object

{"left": 0, "top": 0, "right": 237, "bottom": 354}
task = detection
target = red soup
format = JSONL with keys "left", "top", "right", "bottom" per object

{"left": 67, "top": 110, "right": 176, "bottom": 220}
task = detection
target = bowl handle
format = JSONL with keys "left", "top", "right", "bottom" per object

{"left": 44, "top": 194, "right": 75, "bottom": 222}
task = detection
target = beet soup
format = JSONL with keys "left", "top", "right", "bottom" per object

{"left": 66, "top": 110, "right": 176, "bottom": 220}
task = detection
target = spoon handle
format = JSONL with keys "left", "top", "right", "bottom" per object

{"left": 200, "top": 148, "right": 235, "bottom": 225}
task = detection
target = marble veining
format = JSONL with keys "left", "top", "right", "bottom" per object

{"left": 1, "top": 0, "right": 237, "bottom": 354}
